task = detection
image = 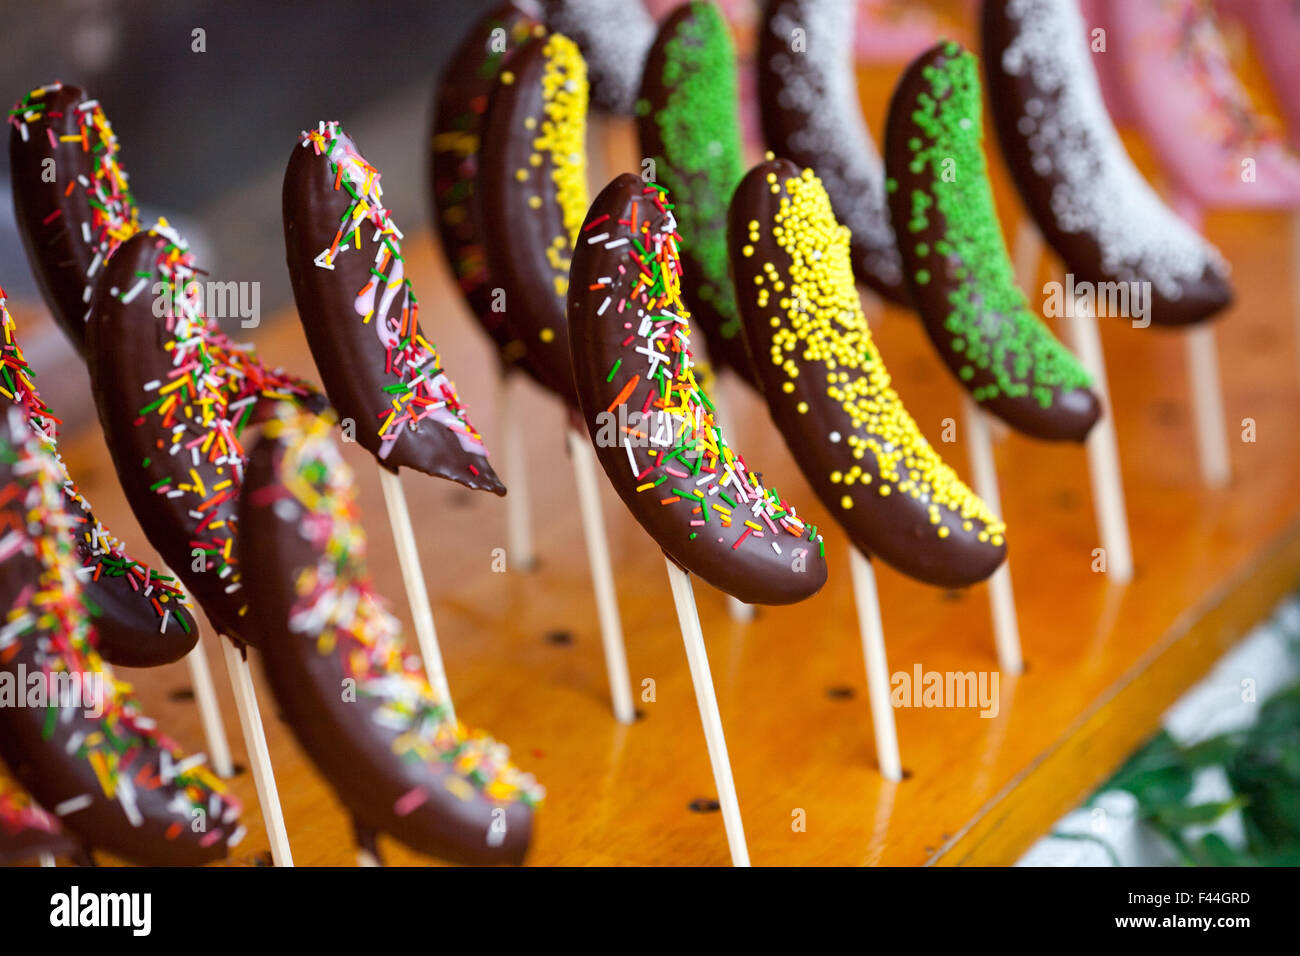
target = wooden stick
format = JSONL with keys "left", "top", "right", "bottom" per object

{"left": 663, "top": 557, "right": 750, "bottom": 867}
{"left": 726, "top": 595, "right": 756, "bottom": 621}
{"left": 169, "top": 572, "right": 234, "bottom": 779}
{"left": 847, "top": 548, "right": 902, "bottom": 781}
{"left": 1063, "top": 297, "right": 1135, "bottom": 582}
{"left": 498, "top": 371, "right": 537, "bottom": 571}
{"left": 218, "top": 639, "right": 293, "bottom": 866}
{"left": 566, "top": 428, "right": 636, "bottom": 724}
{"left": 184, "top": 634, "right": 234, "bottom": 778}
{"left": 1172, "top": 196, "right": 1231, "bottom": 488}
{"left": 962, "top": 398, "right": 1024, "bottom": 674}
{"left": 1012, "top": 217, "right": 1044, "bottom": 296}
{"left": 376, "top": 466, "right": 455, "bottom": 720}
{"left": 1185, "top": 324, "right": 1231, "bottom": 488}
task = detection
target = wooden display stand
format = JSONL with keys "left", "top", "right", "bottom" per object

{"left": 38, "top": 193, "right": 1299, "bottom": 866}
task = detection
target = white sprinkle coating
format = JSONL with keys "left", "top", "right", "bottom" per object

{"left": 544, "top": 0, "right": 654, "bottom": 114}
{"left": 764, "top": 0, "right": 902, "bottom": 288}
{"left": 998, "top": 0, "right": 1229, "bottom": 298}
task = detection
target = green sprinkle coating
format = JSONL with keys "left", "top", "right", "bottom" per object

{"left": 644, "top": 2, "right": 745, "bottom": 341}
{"left": 907, "top": 48, "right": 1091, "bottom": 406}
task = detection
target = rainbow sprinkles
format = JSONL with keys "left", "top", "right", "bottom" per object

{"left": 589, "top": 185, "right": 824, "bottom": 558}
{"left": 0, "top": 411, "right": 242, "bottom": 844}
{"left": 8, "top": 82, "right": 140, "bottom": 319}
{"left": 297, "top": 121, "right": 489, "bottom": 461}
{"left": 125, "top": 222, "right": 317, "bottom": 618}
{"left": 261, "top": 408, "right": 543, "bottom": 809}
{"left": 0, "top": 290, "right": 191, "bottom": 635}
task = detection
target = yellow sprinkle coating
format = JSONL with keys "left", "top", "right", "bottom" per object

{"left": 534, "top": 33, "right": 590, "bottom": 300}
{"left": 759, "top": 168, "right": 1005, "bottom": 541}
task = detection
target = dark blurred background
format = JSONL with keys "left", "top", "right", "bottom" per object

{"left": 1, "top": 0, "right": 494, "bottom": 317}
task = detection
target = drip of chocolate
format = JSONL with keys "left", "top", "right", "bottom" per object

{"left": 86, "top": 224, "right": 322, "bottom": 645}
{"left": 729, "top": 158, "right": 1007, "bottom": 587}
{"left": 9, "top": 83, "right": 140, "bottom": 354}
{"left": 0, "top": 409, "right": 242, "bottom": 866}
{"left": 884, "top": 41, "right": 1101, "bottom": 443}
{"left": 240, "top": 406, "right": 540, "bottom": 866}
{"left": 285, "top": 122, "right": 504, "bottom": 493}
{"left": 477, "top": 33, "right": 589, "bottom": 406}
{"left": 567, "top": 174, "right": 828, "bottom": 605}
{"left": 757, "top": 0, "right": 910, "bottom": 305}
{"left": 981, "top": 0, "right": 1232, "bottom": 326}
{"left": 638, "top": 1, "right": 760, "bottom": 387}
{"left": 430, "top": 3, "right": 544, "bottom": 352}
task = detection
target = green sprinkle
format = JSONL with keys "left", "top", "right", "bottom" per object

{"left": 900, "top": 45, "right": 1091, "bottom": 400}
{"left": 645, "top": 3, "right": 746, "bottom": 342}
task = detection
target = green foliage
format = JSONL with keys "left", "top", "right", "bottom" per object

{"left": 1064, "top": 606, "right": 1300, "bottom": 866}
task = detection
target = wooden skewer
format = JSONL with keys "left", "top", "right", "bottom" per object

{"left": 963, "top": 398, "right": 1024, "bottom": 674}
{"left": 377, "top": 467, "right": 455, "bottom": 720}
{"left": 1185, "top": 324, "right": 1231, "bottom": 489}
{"left": 1012, "top": 217, "right": 1044, "bottom": 296}
{"left": 663, "top": 557, "right": 750, "bottom": 866}
{"left": 184, "top": 634, "right": 234, "bottom": 778}
{"left": 1063, "top": 296, "right": 1135, "bottom": 582}
{"left": 566, "top": 428, "right": 635, "bottom": 724}
{"left": 498, "top": 371, "right": 537, "bottom": 571}
{"left": 1172, "top": 196, "right": 1231, "bottom": 489}
{"left": 848, "top": 547, "right": 902, "bottom": 781}
{"left": 170, "top": 573, "right": 234, "bottom": 779}
{"left": 218, "top": 638, "right": 292, "bottom": 867}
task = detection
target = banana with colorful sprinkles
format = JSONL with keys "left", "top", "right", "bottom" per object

{"left": 86, "top": 222, "right": 322, "bottom": 646}
{"left": 1, "top": 290, "right": 198, "bottom": 667}
{"left": 728, "top": 158, "right": 1006, "bottom": 588}
{"left": 0, "top": 408, "right": 243, "bottom": 866}
{"left": 240, "top": 406, "right": 542, "bottom": 866}
{"left": 883, "top": 40, "right": 1101, "bottom": 443}
{"left": 568, "top": 175, "right": 828, "bottom": 605}
{"left": 8, "top": 83, "right": 139, "bottom": 354}
{"left": 285, "top": 121, "right": 503, "bottom": 494}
